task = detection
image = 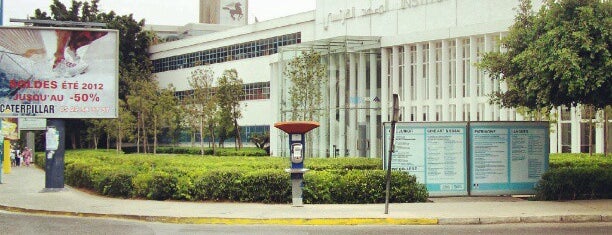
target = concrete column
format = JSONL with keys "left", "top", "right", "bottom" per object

{"left": 596, "top": 109, "right": 604, "bottom": 153}
{"left": 319, "top": 56, "right": 329, "bottom": 158}
{"left": 348, "top": 53, "right": 357, "bottom": 157}
{"left": 550, "top": 108, "right": 559, "bottom": 154}
{"left": 381, "top": 48, "right": 389, "bottom": 122}
{"left": 442, "top": 40, "right": 450, "bottom": 121}
{"left": 499, "top": 80, "right": 509, "bottom": 121}
{"left": 415, "top": 44, "right": 424, "bottom": 121}
{"left": 270, "top": 62, "right": 281, "bottom": 156}
{"left": 403, "top": 45, "right": 412, "bottom": 121}
{"left": 358, "top": 52, "right": 367, "bottom": 157}
{"left": 392, "top": 46, "right": 400, "bottom": 97}
{"left": 328, "top": 54, "right": 337, "bottom": 157}
{"left": 428, "top": 42, "right": 436, "bottom": 120}
{"left": 571, "top": 106, "right": 581, "bottom": 153}
{"left": 369, "top": 50, "right": 378, "bottom": 158}
{"left": 338, "top": 53, "right": 347, "bottom": 156}
{"left": 455, "top": 38, "right": 464, "bottom": 121}
{"left": 469, "top": 36, "right": 478, "bottom": 121}
{"left": 484, "top": 35, "right": 493, "bottom": 121}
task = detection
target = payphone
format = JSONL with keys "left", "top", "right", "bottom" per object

{"left": 274, "top": 121, "right": 319, "bottom": 207}
{"left": 291, "top": 143, "right": 303, "bottom": 164}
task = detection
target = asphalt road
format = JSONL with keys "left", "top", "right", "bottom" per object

{"left": 1, "top": 211, "right": 611, "bottom": 235}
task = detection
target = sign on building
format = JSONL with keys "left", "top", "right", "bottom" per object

{"left": 220, "top": 0, "right": 248, "bottom": 25}
{"left": 0, "top": 27, "right": 118, "bottom": 118}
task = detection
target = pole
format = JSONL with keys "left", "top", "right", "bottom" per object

{"left": 385, "top": 94, "right": 400, "bottom": 214}
{"left": 44, "top": 119, "right": 65, "bottom": 191}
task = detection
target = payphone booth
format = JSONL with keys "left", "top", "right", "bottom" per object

{"left": 274, "top": 121, "right": 319, "bottom": 207}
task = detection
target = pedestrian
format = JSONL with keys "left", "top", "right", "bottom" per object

{"left": 21, "top": 147, "right": 32, "bottom": 167}
{"left": 10, "top": 149, "right": 16, "bottom": 167}
{"left": 14, "top": 148, "right": 21, "bottom": 166}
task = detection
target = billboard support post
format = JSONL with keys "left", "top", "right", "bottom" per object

{"left": 43, "top": 119, "right": 65, "bottom": 191}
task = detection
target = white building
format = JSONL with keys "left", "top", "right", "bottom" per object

{"left": 150, "top": 0, "right": 611, "bottom": 157}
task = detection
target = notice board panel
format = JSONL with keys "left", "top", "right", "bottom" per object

{"left": 469, "top": 122, "right": 549, "bottom": 195}
{"left": 383, "top": 122, "right": 468, "bottom": 196}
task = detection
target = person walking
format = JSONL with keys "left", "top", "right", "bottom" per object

{"left": 21, "top": 147, "right": 32, "bottom": 167}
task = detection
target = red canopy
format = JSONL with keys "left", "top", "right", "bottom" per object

{"left": 274, "top": 121, "right": 320, "bottom": 134}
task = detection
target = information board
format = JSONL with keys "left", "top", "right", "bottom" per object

{"left": 383, "top": 122, "right": 468, "bottom": 196}
{"left": 470, "top": 122, "right": 549, "bottom": 195}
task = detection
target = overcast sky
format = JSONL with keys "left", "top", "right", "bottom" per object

{"left": 3, "top": 0, "right": 316, "bottom": 26}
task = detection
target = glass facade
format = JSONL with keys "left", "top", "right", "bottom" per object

{"left": 152, "top": 32, "right": 301, "bottom": 73}
{"left": 175, "top": 81, "right": 270, "bottom": 101}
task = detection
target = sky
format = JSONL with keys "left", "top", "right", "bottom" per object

{"left": 2, "top": 0, "right": 316, "bottom": 26}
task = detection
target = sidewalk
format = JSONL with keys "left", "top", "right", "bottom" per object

{"left": 1, "top": 166, "right": 610, "bottom": 225}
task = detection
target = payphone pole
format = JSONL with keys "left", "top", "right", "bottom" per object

{"left": 274, "top": 121, "right": 319, "bottom": 207}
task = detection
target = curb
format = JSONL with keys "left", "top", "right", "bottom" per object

{"left": 0, "top": 205, "right": 438, "bottom": 225}
{"left": 1, "top": 205, "right": 609, "bottom": 225}
{"left": 438, "top": 215, "right": 609, "bottom": 225}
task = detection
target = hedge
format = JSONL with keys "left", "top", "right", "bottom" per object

{"left": 52, "top": 150, "right": 428, "bottom": 203}
{"left": 535, "top": 153, "right": 612, "bottom": 200}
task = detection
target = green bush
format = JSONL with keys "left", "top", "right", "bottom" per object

{"left": 304, "top": 170, "right": 428, "bottom": 204}
{"left": 193, "top": 169, "right": 243, "bottom": 201}
{"left": 535, "top": 167, "right": 611, "bottom": 200}
{"left": 59, "top": 150, "right": 427, "bottom": 203}
{"left": 239, "top": 170, "right": 290, "bottom": 203}
{"left": 96, "top": 169, "right": 135, "bottom": 198}
{"left": 156, "top": 147, "right": 268, "bottom": 156}
{"left": 549, "top": 153, "right": 612, "bottom": 169}
{"left": 303, "top": 171, "right": 340, "bottom": 204}
{"left": 535, "top": 153, "right": 612, "bottom": 200}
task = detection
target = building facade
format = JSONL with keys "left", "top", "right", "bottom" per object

{"left": 151, "top": 0, "right": 610, "bottom": 157}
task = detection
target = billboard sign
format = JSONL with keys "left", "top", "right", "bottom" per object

{"left": 470, "top": 122, "right": 549, "bottom": 195}
{"left": 384, "top": 121, "right": 549, "bottom": 196}
{"left": 0, "top": 27, "right": 118, "bottom": 118}
{"left": 19, "top": 117, "right": 46, "bottom": 130}
{"left": 383, "top": 122, "right": 468, "bottom": 196}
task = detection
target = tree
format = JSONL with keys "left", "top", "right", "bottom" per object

{"left": 106, "top": 100, "right": 136, "bottom": 153}
{"left": 480, "top": 0, "right": 611, "bottom": 156}
{"left": 284, "top": 50, "right": 328, "bottom": 120}
{"left": 126, "top": 75, "right": 157, "bottom": 154}
{"left": 250, "top": 132, "right": 270, "bottom": 155}
{"left": 151, "top": 85, "right": 180, "bottom": 154}
{"left": 217, "top": 69, "right": 245, "bottom": 149}
{"left": 185, "top": 67, "right": 218, "bottom": 155}
{"left": 479, "top": 0, "right": 611, "bottom": 111}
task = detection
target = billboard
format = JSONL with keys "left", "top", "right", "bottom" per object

{"left": 0, "top": 27, "right": 118, "bottom": 118}
{"left": 383, "top": 121, "right": 549, "bottom": 196}
{"left": 383, "top": 122, "right": 468, "bottom": 196}
{"left": 469, "top": 122, "right": 549, "bottom": 195}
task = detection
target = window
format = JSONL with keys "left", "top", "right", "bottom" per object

{"left": 448, "top": 40, "right": 457, "bottom": 98}
{"left": 462, "top": 38, "right": 470, "bottom": 97}
{"left": 175, "top": 82, "right": 271, "bottom": 101}
{"left": 422, "top": 44, "right": 429, "bottom": 100}
{"left": 434, "top": 42, "right": 442, "bottom": 99}
{"left": 152, "top": 32, "right": 302, "bottom": 73}
{"left": 476, "top": 37, "right": 485, "bottom": 97}
{"left": 409, "top": 45, "right": 417, "bottom": 101}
